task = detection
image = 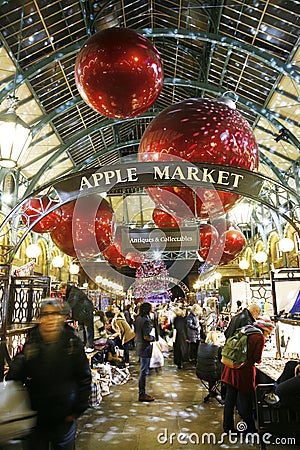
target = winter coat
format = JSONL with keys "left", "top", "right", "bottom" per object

{"left": 196, "top": 342, "right": 222, "bottom": 382}
{"left": 112, "top": 316, "right": 136, "bottom": 345}
{"left": 275, "top": 360, "right": 300, "bottom": 411}
{"left": 224, "top": 308, "right": 255, "bottom": 340}
{"left": 186, "top": 311, "right": 201, "bottom": 342}
{"left": 221, "top": 332, "right": 265, "bottom": 395}
{"left": 6, "top": 324, "right": 91, "bottom": 425}
{"left": 94, "top": 316, "right": 107, "bottom": 340}
{"left": 65, "top": 285, "right": 94, "bottom": 323}
{"left": 173, "top": 316, "right": 189, "bottom": 366}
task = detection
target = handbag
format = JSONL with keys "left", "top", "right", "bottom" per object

{"left": 0, "top": 380, "right": 37, "bottom": 444}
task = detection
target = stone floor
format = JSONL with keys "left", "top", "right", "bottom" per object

{"left": 75, "top": 350, "right": 300, "bottom": 450}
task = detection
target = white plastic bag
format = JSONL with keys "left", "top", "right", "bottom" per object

{"left": 150, "top": 341, "right": 164, "bottom": 368}
{"left": 0, "top": 380, "right": 36, "bottom": 444}
{"left": 158, "top": 336, "right": 169, "bottom": 355}
{"left": 114, "top": 346, "right": 124, "bottom": 358}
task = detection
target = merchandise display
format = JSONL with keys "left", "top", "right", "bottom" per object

{"left": 256, "top": 357, "right": 287, "bottom": 382}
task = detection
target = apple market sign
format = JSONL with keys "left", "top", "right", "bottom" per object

{"left": 55, "top": 161, "right": 263, "bottom": 201}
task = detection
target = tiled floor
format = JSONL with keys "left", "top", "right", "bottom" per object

{"left": 75, "top": 350, "right": 300, "bottom": 450}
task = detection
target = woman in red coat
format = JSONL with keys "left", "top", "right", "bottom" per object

{"left": 221, "top": 319, "right": 275, "bottom": 435}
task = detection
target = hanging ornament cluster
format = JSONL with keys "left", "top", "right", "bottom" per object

{"left": 102, "top": 227, "right": 144, "bottom": 269}
{"left": 198, "top": 219, "right": 246, "bottom": 266}
{"left": 75, "top": 27, "right": 164, "bottom": 119}
{"left": 138, "top": 97, "right": 259, "bottom": 219}
{"left": 133, "top": 260, "right": 170, "bottom": 299}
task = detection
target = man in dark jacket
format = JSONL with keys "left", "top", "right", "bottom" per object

{"left": 134, "top": 302, "right": 156, "bottom": 402}
{"left": 186, "top": 303, "right": 202, "bottom": 364}
{"left": 224, "top": 303, "right": 261, "bottom": 340}
{"left": 59, "top": 282, "right": 95, "bottom": 351}
{"left": 7, "top": 299, "right": 91, "bottom": 450}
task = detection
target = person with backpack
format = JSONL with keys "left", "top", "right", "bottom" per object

{"left": 224, "top": 303, "right": 261, "bottom": 340}
{"left": 221, "top": 318, "right": 275, "bottom": 436}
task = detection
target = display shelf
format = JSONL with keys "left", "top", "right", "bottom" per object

{"left": 256, "top": 357, "right": 287, "bottom": 382}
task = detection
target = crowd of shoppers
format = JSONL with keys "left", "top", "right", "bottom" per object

{"left": 7, "top": 292, "right": 291, "bottom": 447}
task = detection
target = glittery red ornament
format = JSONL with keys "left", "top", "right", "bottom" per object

{"left": 152, "top": 207, "right": 182, "bottom": 228}
{"left": 21, "top": 196, "right": 61, "bottom": 233}
{"left": 209, "top": 218, "right": 238, "bottom": 236}
{"left": 50, "top": 201, "right": 76, "bottom": 257}
{"left": 198, "top": 223, "right": 219, "bottom": 261}
{"left": 125, "top": 252, "right": 144, "bottom": 268}
{"left": 75, "top": 27, "right": 164, "bottom": 119}
{"left": 51, "top": 196, "right": 115, "bottom": 258}
{"left": 219, "top": 229, "right": 247, "bottom": 265}
{"left": 102, "top": 229, "right": 127, "bottom": 268}
{"left": 202, "top": 227, "right": 246, "bottom": 266}
{"left": 138, "top": 98, "right": 258, "bottom": 219}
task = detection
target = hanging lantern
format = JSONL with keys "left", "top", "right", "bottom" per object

{"left": 0, "top": 96, "right": 32, "bottom": 168}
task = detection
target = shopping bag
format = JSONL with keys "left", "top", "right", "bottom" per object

{"left": 114, "top": 346, "right": 124, "bottom": 359}
{"left": 0, "top": 380, "right": 37, "bottom": 444}
{"left": 89, "top": 370, "right": 103, "bottom": 407}
{"left": 150, "top": 341, "right": 164, "bottom": 368}
{"left": 110, "top": 366, "right": 131, "bottom": 385}
{"left": 158, "top": 336, "right": 169, "bottom": 355}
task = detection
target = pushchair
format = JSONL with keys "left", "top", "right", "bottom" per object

{"left": 196, "top": 337, "right": 224, "bottom": 404}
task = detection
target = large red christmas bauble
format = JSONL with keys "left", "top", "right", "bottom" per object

{"left": 21, "top": 196, "right": 61, "bottom": 233}
{"left": 138, "top": 98, "right": 259, "bottom": 219}
{"left": 73, "top": 196, "right": 115, "bottom": 257}
{"left": 125, "top": 252, "right": 144, "bottom": 268}
{"left": 50, "top": 201, "right": 76, "bottom": 257}
{"left": 75, "top": 27, "right": 164, "bottom": 119}
{"left": 198, "top": 223, "right": 219, "bottom": 261}
{"left": 51, "top": 197, "right": 115, "bottom": 258}
{"left": 152, "top": 207, "right": 182, "bottom": 228}
{"left": 219, "top": 229, "right": 246, "bottom": 265}
{"left": 102, "top": 229, "right": 127, "bottom": 268}
{"left": 209, "top": 218, "right": 238, "bottom": 236}
{"left": 202, "top": 227, "right": 246, "bottom": 266}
